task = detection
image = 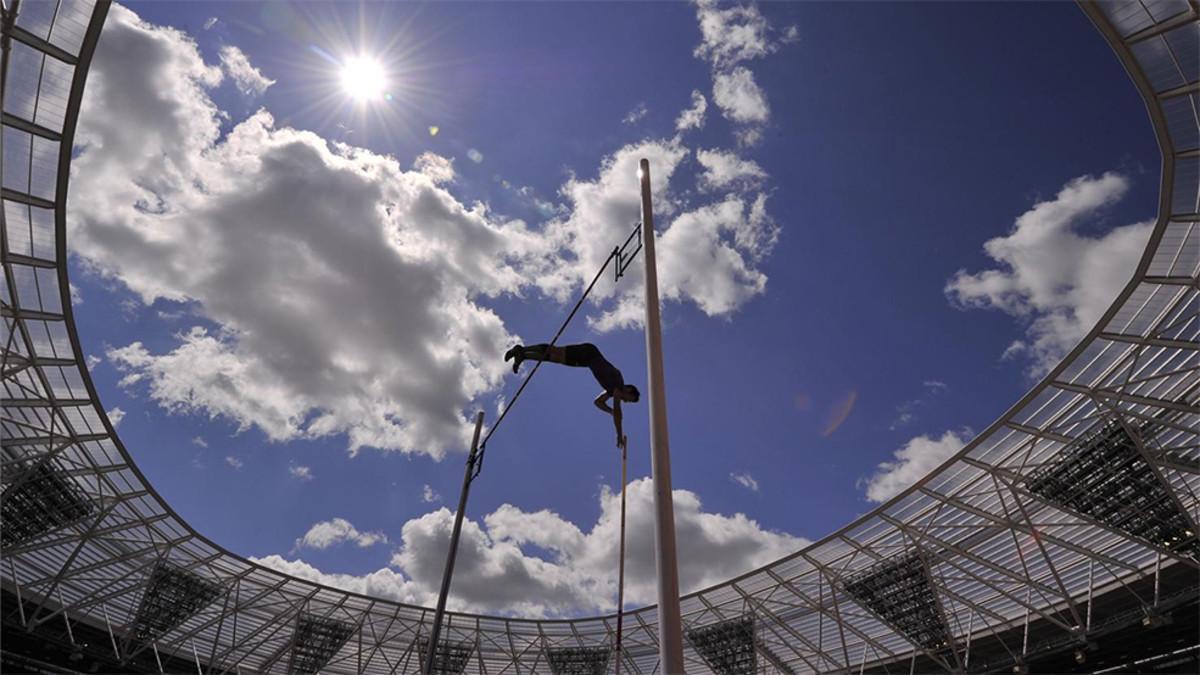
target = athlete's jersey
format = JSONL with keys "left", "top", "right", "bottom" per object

{"left": 563, "top": 343, "right": 625, "bottom": 393}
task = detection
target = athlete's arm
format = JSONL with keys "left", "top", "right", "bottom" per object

{"left": 594, "top": 391, "right": 613, "bottom": 414}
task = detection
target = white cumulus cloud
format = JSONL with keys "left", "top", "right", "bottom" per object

{"left": 288, "top": 464, "right": 313, "bottom": 481}
{"left": 73, "top": 5, "right": 786, "bottom": 460}
{"left": 623, "top": 102, "right": 648, "bottom": 125}
{"left": 863, "top": 429, "right": 971, "bottom": 503}
{"left": 691, "top": 1, "right": 790, "bottom": 146}
{"left": 75, "top": 6, "right": 533, "bottom": 459}
{"left": 106, "top": 406, "right": 126, "bottom": 427}
{"left": 422, "top": 484, "right": 440, "bottom": 503}
{"left": 696, "top": 148, "right": 766, "bottom": 191}
{"left": 256, "top": 478, "right": 805, "bottom": 617}
{"left": 946, "top": 173, "right": 1151, "bottom": 376}
{"left": 538, "top": 141, "right": 778, "bottom": 332}
{"left": 218, "top": 45, "right": 274, "bottom": 96}
{"left": 675, "top": 90, "right": 708, "bottom": 132}
{"left": 712, "top": 67, "right": 769, "bottom": 125}
{"left": 398, "top": 478, "right": 804, "bottom": 615}
{"left": 413, "top": 151, "right": 455, "bottom": 184}
{"left": 252, "top": 555, "right": 424, "bottom": 604}
{"left": 692, "top": 0, "right": 780, "bottom": 69}
{"left": 296, "top": 517, "right": 387, "bottom": 550}
{"left": 730, "top": 472, "right": 759, "bottom": 491}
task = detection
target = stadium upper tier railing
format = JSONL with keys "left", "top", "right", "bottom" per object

{"left": 1, "top": 1, "right": 1197, "bottom": 673}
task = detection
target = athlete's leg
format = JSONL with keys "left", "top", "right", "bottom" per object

{"left": 506, "top": 343, "right": 566, "bottom": 372}
{"left": 521, "top": 344, "right": 566, "bottom": 362}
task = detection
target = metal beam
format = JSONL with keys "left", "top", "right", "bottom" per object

{"left": 1142, "top": 275, "right": 1199, "bottom": 286}
{"left": 4, "top": 23, "right": 79, "bottom": 65}
{"left": 1, "top": 187, "right": 56, "bottom": 210}
{"left": 1051, "top": 381, "right": 1198, "bottom": 414}
{"left": 1098, "top": 332, "right": 1200, "bottom": 351}
{"left": 1, "top": 111, "right": 61, "bottom": 141}
{"left": 1, "top": 306, "right": 64, "bottom": 322}
{"left": 2, "top": 397, "right": 92, "bottom": 407}
{"left": 3, "top": 252, "right": 58, "bottom": 269}
{"left": 1125, "top": 6, "right": 1199, "bottom": 44}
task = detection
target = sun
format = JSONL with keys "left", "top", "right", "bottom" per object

{"left": 340, "top": 56, "right": 387, "bottom": 103}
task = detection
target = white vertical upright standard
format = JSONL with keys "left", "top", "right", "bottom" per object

{"left": 638, "top": 157, "right": 685, "bottom": 673}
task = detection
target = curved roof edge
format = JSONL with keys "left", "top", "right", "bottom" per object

{"left": 2, "top": 1, "right": 1197, "bottom": 672}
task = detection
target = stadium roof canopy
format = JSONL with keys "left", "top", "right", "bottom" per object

{"left": 2, "top": 1, "right": 1197, "bottom": 673}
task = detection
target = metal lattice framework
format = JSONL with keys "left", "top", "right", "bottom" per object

{"left": 0, "top": 0, "right": 1197, "bottom": 673}
{"left": 288, "top": 612, "right": 357, "bottom": 674}
{"left": 1, "top": 458, "right": 93, "bottom": 547}
{"left": 417, "top": 637, "right": 475, "bottom": 675}
{"left": 685, "top": 615, "right": 757, "bottom": 675}
{"left": 1024, "top": 417, "right": 1200, "bottom": 558}
{"left": 128, "top": 562, "right": 222, "bottom": 644}
{"left": 545, "top": 645, "right": 611, "bottom": 675}
{"left": 840, "top": 553, "right": 952, "bottom": 656}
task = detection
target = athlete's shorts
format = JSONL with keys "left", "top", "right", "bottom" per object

{"left": 563, "top": 343, "right": 601, "bottom": 367}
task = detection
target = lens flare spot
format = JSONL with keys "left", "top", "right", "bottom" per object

{"left": 822, "top": 389, "right": 857, "bottom": 437}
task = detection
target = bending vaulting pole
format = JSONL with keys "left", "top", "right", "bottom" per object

{"left": 424, "top": 411, "right": 486, "bottom": 675}
{"left": 639, "top": 158, "right": 685, "bottom": 673}
{"left": 615, "top": 442, "right": 628, "bottom": 675}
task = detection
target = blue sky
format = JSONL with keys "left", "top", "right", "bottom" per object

{"left": 66, "top": 1, "right": 1159, "bottom": 617}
